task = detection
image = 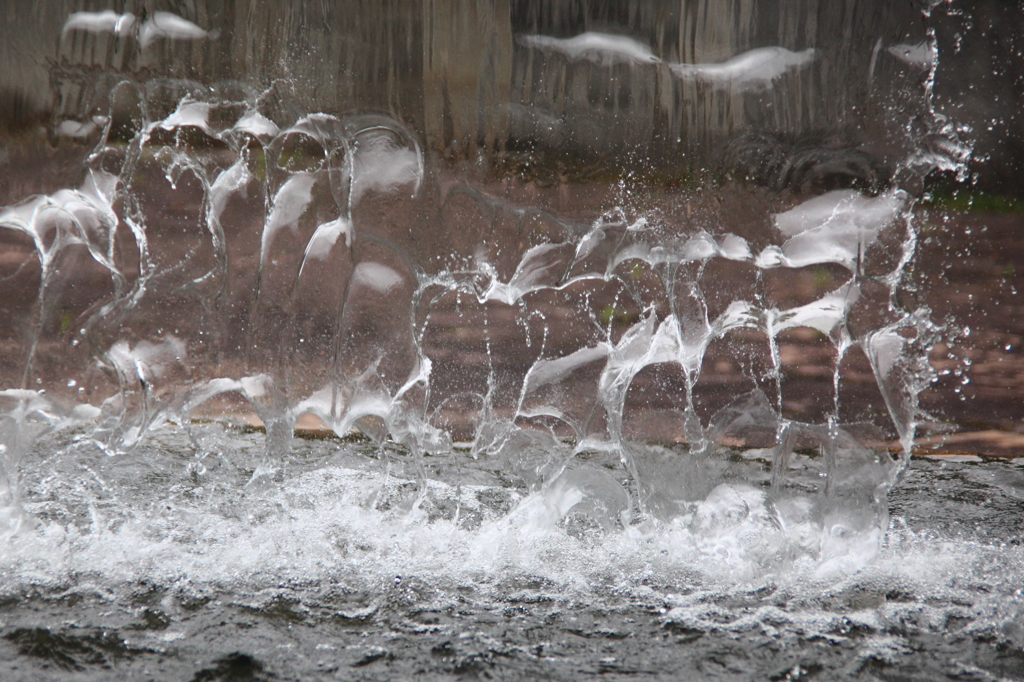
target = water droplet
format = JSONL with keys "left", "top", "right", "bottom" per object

{"left": 67, "top": 379, "right": 76, "bottom": 388}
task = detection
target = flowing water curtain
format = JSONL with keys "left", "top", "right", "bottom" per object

{"left": 3, "top": 0, "right": 969, "bottom": 175}
{"left": 0, "top": 1, "right": 975, "bottom": 571}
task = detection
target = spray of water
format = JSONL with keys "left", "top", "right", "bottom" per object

{"left": 0, "top": 9, "right": 972, "bottom": 585}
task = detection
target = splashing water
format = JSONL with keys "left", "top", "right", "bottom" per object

{"left": 2, "top": 2, "right": 1020, "bottom": 680}
{"left": 0, "top": 90, "right": 937, "bottom": 569}
{"left": 0, "top": 0, "right": 967, "bottom": 567}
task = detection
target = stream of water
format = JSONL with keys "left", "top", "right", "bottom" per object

{"left": 0, "top": 1, "right": 1021, "bottom": 680}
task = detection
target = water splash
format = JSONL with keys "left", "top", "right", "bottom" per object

{"left": 0, "top": 4, "right": 973, "bottom": 580}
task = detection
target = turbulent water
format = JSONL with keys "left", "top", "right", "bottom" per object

{"left": 0, "top": 427, "right": 1022, "bottom": 680}
{"left": 1, "top": 1, "right": 1020, "bottom": 680}
{"left": 0, "top": 98, "right": 933, "bottom": 569}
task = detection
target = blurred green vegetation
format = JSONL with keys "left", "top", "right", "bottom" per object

{"left": 598, "top": 303, "right": 637, "bottom": 328}
{"left": 923, "top": 189, "right": 1024, "bottom": 214}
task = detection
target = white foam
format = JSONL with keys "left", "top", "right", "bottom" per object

{"left": 671, "top": 47, "right": 816, "bottom": 91}
{"left": 139, "top": 12, "right": 211, "bottom": 48}
{"left": 519, "top": 32, "right": 660, "bottom": 65}
{"left": 62, "top": 10, "right": 136, "bottom": 37}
